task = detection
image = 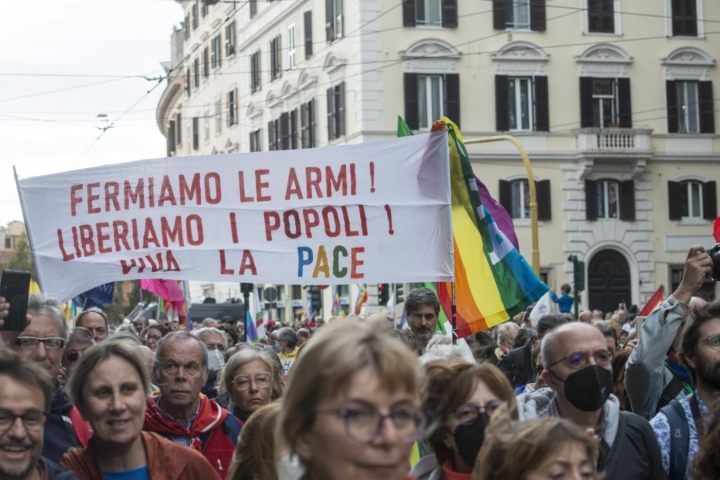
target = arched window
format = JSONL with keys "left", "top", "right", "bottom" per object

{"left": 679, "top": 180, "right": 703, "bottom": 218}
{"left": 595, "top": 180, "right": 620, "bottom": 219}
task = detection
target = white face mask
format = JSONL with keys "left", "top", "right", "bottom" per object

{"left": 207, "top": 349, "right": 225, "bottom": 375}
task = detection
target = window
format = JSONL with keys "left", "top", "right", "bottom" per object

{"left": 250, "top": 51, "right": 261, "bottom": 93}
{"left": 511, "top": 179, "right": 530, "bottom": 219}
{"left": 201, "top": 1, "right": 208, "bottom": 18}
{"left": 327, "top": 82, "right": 345, "bottom": 140}
{"left": 185, "top": 69, "right": 191, "bottom": 96}
{"left": 404, "top": 73, "right": 460, "bottom": 130}
{"left": 250, "top": 0, "right": 257, "bottom": 18}
{"left": 326, "top": 0, "right": 343, "bottom": 42}
{"left": 192, "top": 4, "right": 198, "bottom": 30}
{"left": 215, "top": 99, "right": 222, "bottom": 135}
{"left": 579, "top": 77, "right": 632, "bottom": 128}
{"left": 304, "top": 11, "right": 313, "bottom": 59}
{"left": 204, "top": 107, "right": 210, "bottom": 141}
{"left": 508, "top": 78, "right": 533, "bottom": 131}
{"left": 288, "top": 24, "right": 296, "bottom": 69}
{"left": 227, "top": 89, "right": 238, "bottom": 127}
{"left": 668, "top": 180, "right": 717, "bottom": 221}
{"left": 226, "top": 22, "right": 236, "bottom": 57}
{"left": 250, "top": 129, "right": 261, "bottom": 152}
{"left": 193, "top": 58, "right": 200, "bottom": 89}
{"left": 416, "top": 0, "right": 441, "bottom": 26}
{"left": 184, "top": 15, "right": 190, "bottom": 40}
{"left": 270, "top": 36, "right": 282, "bottom": 80}
{"left": 268, "top": 118, "right": 280, "bottom": 151}
{"left": 4, "top": 238, "right": 10, "bottom": 249}
{"left": 301, "top": 99, "right": 316, "bottom": 148}
{"left": 496, "top": 75, "right": 548, "bottom": 132}
{"left": 588, "top": 0, "right": 615, "bottom": 33}
{"left": 671, "top": 0, "right": 698, "bottom": 36}
{"left": 493, "top": 0, "right": 545, "bottom": 31}
{"left": 585, "top": 179, "right": 636, "bottom": 222}
{"left": 277, "top": 110, "right": 298, "bottom": 150}
{"left": 202, "top": 47, "right": 210, "bottom": 78}
{"left": 187, "top": 126, "right": 192, "bottom": 153}
{"left": 211, "top": 34, "right": 222, "bottom": 69}
{"left": 667, "top": 80, "right": 714, "bottom": 134}
{"left": 499, "top": 178, "right": 552, "bottom": 221}
{"left": 192, "top": 117, "right": 199, "bottom": 150}
{"left": 167, "top": 120, "right": 176, "bottom": 156}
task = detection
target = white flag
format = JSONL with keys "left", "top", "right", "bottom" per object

{"left": 529, "top": 291, "right": 553, "bottom": 325}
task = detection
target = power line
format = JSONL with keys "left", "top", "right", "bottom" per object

{"left": 0, "top": 78, "right": 132, "bottom": 104}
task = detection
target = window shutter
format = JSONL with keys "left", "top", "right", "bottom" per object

{"left": 268, "top": 121, "right": 275, "bottom": 151}
{"left": 327, "top": 87, "right": 335, "bottom": 140}
{"left": 176, "top": 113, "right": 182, "bottom": 146}
{"left": 617, "top": 77, "right": 632, "bottom": 128}
{"left": 325, "top": 0, "right": 333, "bottom": 42}
{"left": 442, "top": 0, "right": 458, "bottom": 28}
{"left": 280, "top": 112, "right": 289, "bottom": 150}
{"left": 309, "top": 99, "right": 316, "bottom": 147}
{"left": 619, "top": 180, "right": 636, "bottom": 221}
{"left": 498, "top": 180, "right": 512, "bottom": 214}
{"left": 537, "top": 179, "right": 551, "bottom": 221}
{"left": 300, "top": 103, "right": 308, "bottom": 148}
{"left": 492, "top": 0, "right": 505, "bottom": 29}
{"left": 534, "top": 76, "right": 549, "bottom": 132}
{"left": 580, "top": 77, "right": 593, "bottom": 128}
{"left": 304, "top": 11, "right": 313, "bottom": 58}
{"left": 444, "top": 74, "right": 460, "bottom": 128}
{"left": 276, "top": 36, "right": 282, "bottom": 78}
{"left": 703, "top": 181, "right": 717, "bottom": 220}
{"left": 192, "top": 117, "right": 199, "bottom": 150}
{"left": 404, "top": 73, "right": 419, "bottom": 130}
{"left": 666, "top": 80, "right": 679, "bottom": 133}
{"left": 698, "top": 81, "right": 715, "bottom": 134}
{"left": 403, "top": 0, "right": 416, "bottom": 27}
{"left": 495, "top": 75, "right": 510, "bottom": 132}
{"left": 529, "top": 0, "right": 546, "bottom": 31}
{"left": 668, "top": 181, "right": 682, "bottom": 220}
{"left": 337, "top": 82, "right": 345, "bottom": 137}
{"left": 250, "top": 0, "right": 257, "bottom": 18}
{"left": 167, "top": 120, "right": 176, "bottom": 156}
{"left": 585, "top": 180, "right": 597, "bottom": 221}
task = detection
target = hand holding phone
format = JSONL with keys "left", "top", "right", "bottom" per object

{"left": 0, "top": 270, "right": 31, "bottom": 332}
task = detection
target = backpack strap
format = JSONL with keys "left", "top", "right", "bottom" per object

{"left": 660, "top": 399, "right": 689, "bottom": 480}
{"left": 197, "top": 415, "right": 242, "bottom": 450}
{"left": 657, "top": 374, "right": 686, "bottom": 412}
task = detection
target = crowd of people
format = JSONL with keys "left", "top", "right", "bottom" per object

{"left": 0, "top": 244, "right": 718, "bottom": 480}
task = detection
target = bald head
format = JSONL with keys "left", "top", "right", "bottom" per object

{"left": 541, "top": 322, "right": 606, "bottom": 367}
{"left": 578, "top": 310, "right": 593, "bottom": 323}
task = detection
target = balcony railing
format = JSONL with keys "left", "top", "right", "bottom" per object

{"left": 574, "top": 128, "right": 652, "bottom": 151}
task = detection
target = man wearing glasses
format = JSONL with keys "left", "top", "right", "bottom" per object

{"left": 7, "top": 295, "right": 87, "bottom": 464}
{"left": 517, "top": 322, "right": 665, "bottom": 480}
{"left": 0, "top": 349, "right": 77, "bottom": 479}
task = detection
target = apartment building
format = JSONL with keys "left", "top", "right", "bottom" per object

{"left": 157, "top": 0, "right": 719, "bottom": 317}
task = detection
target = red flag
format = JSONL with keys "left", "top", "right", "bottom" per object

{"left": 140, "top": 279, "right": 188, "bottom": 324}
{"left": 713, "top": 217, "right": 720, "bottom": 243}
{"left": 638, "top": 286, "right": 664, "bottom": 317}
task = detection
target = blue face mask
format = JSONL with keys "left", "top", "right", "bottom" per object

{"left": 273, "top": 341, "right": 282, "bottom": 352}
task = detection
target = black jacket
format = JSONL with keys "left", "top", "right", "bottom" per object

{"left": 43, "top": 387, "right": 82, "bottom": 464}
{"left": 600, "top": 411, "right": 668, "bottom": 480}
{"left": 496, "top": 340, "right": 534, "bottom": 389}
{"left": 41, "top": 456, "right": 78, "bottom": 480}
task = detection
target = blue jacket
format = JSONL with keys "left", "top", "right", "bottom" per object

{"left": 550, "top": 292, "right": 574, "bottom": 313}
{"left": 41, "top": 456, "right": 78, "bottom": 480}
{"left": 43, "top": 387, "right": 82, "bottom": 464}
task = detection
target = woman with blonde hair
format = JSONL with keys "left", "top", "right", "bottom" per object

{"left": 279, "top": 321, "right": 424, "bottom": 480}
{"left": 473, "top": 417, "right": 596, "bottom": 480}
{"left": 227, "top": 403, "right": 281, "bottom": 480}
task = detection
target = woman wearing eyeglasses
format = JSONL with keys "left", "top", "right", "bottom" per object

{"left": 279, "top": 321, "right": 424, "bottom": 480}
{"left": 145, "top": 325, "right": 169, "bottom": 352}
{"left": 61, "top": 340, "right": 221, "bottom": 479}
{"left": 217, "top": 348, "right": 283, "bottom": 424}
{"left": 412, "top": 362, "right": 517, "bottom": 480}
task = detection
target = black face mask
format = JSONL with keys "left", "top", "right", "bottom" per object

{"left": 453, "top": 412, "right": 490, "bottom": 467}
{"left": 551, "top": 365, "right": 613, "bottom": 412}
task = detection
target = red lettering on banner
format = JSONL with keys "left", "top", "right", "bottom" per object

{"left": 306, "top": 167, "right": 322, "bottom": 199}
{"left": 284, "top": 210, "right": 301, "bottom": 239}
{"left": 238, "top": 172, "right": 254, "bottom": 203}
{"left": 57, "top": 229, "right": 75, "bottom": 261}
{"left": 229, "top": 213, "right": 239, "bottom": 244}
{"left": 326, "top": 165, "right": 347, "bottom": 197}
{"left": 104, "top": 182, "right": 120, "bottom": 212}
{"left": 256, "top": 169, "right": 271, "bottom": 202}
{"left": 113, "top": 221, "right": 131, "bottom": 251}
{"left": 121, "top": 251, "right": 181, "bottom": 275}
{"left": 219, "top": 250, "right": 234, "bottom": 275}
{"left": 147, "top": 178, "right": 155, "bottom": 208}
{"left": 70, "top": 185, "right": 83, "bottom": 217}
{"left": 341, "top": 206, "right": 359, "bottom": 237}
{"left": 359, "top": 205, "right": 368, "bottom": 236}
{"left": 130, "top": 219, "right": 140, "bottom": 250}
{"left": 205, "top": 173, "right": 221, "bottom": 204}
{"left": 158, "top": 175, "right": 177, "bottom": 206}
{"left": 303, "top": 209, "right": 320, "bottom": 238}
{"left": 239, "top": 250, "right": 257, "bottom": 275}
{"left": 87, "top": 183, "right": 101, "bottom": 214}
{"left": 186, "top": 215, "right": 204, "bottom": 246}
{"left": 322, "top": 207, "right": 341, "bottom": 237}
{"left": 142, "top": 218, "right": 160, "bottom": 249}
{"left": 285, "top": 168, "right": 303, "bottom": 200}
{"left": 161, "top": 216, "right": 184, "bottom": 247}
{"left": 124, "top": 179, "right": 145, "bottom": 210}
{"left": 97, "top": 222, "right": 111, "bottom": 254}
{"left": 72, "top": 226, "right": 81, "bottom": 257}
{"left": 79, "top": 225, "right": 95, "bottom": 257}
{"left": 350, "top": 163, "right": 357, "bottom": 196}
{"left": 351, "top": 247, "right": 365, "bottom": 279}
{"left": 264, "top": 212, "right": 280, "bottom": 241}
{"left": 179, "top": 174, "right": 201, "bottom": 205}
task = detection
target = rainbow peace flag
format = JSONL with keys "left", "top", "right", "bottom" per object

{"left": 354, "top": 284, "right": 367, "bottom": 315}
{"left": 433, "top": 118, "right": 549, "bottom": 338}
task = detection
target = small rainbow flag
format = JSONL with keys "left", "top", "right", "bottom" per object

{"left": 354, "top": 284, "right": 368, "bottom": 315}
{"left": 331, "top": 286, "right": 341, "bottom": 316}
{"left": 433, "top": 117, "right": 549, "bottom": 338}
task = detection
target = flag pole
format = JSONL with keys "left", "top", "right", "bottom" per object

{"left": 451, "top": 282, "right": 457, "bottom": 344}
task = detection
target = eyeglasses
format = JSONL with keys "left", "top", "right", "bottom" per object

{"left": 15, "top": 337, "right": 65, "bottom": 349}
{"left": 701, "top": 334, "right": 720, "bottom": 350}
{"left": 64, "top": 350, "right": 83, "bottom": 362}
{"left": 232, "top": 373, "right": 272, "bottom": 390}
{"left": 454, "top": 400, "right": 505, "bottom": 425}
{"left": 317, "top": 405, "right": 425, "bottom": 443}
{"left": 146, "top": 335, "right": 162, "bottom": 342}
{"left": 0, "top": 408, "right": 46, "bottom": 434}
{"left": 547, "top": 350, "right": 612, "bottom": 370}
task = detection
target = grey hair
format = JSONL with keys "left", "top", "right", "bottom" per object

{"left": 108, "top": 331, "right": 142, "bottom": 346}
{"left": 497, "top": 322, "right": 520, "bottom": 344}
{"left": 67, "top": 327, "right": 95, "bottom": 347}
{"left": 278, "top": 327, "right": 297, "bottom": 348}
{"left": 220, "top": 348, "right": 276, "bottom": 396}
{"left": 76, "top": 307, "right": 109, "bottom": 331}
{"left": 193, "top": 327, "right": 228, "bottom": 350}
{"left": 404, "top": 287, "right": 440, "bottom": 316}
{"left": 27, "top": 294, "right": 68, "bottom": 341}
{"left": 536, "top": 313, "right": 571, "bottom": 338}
{"left": 202, "top": 317, "right": 218, "bottom": 326}
{"left": 541, "top": 328, "right": 559, "bottom": 367}
{"left": 153, "top": 331, "right": 209, "bottom": 379}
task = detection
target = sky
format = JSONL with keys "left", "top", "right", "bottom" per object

{"left": 0, "top": 0, "right": 185, "bottom": 226}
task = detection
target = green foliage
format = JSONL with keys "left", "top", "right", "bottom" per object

{"left": 6, "top": 236, "right": 37, "bottom": 282}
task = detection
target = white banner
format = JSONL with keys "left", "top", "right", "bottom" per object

{"left": 16, "top": 131, "right": 453, "bottom": 302}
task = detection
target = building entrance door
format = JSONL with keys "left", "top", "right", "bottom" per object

{"left": 588, "top": 249, "right": 631, "bottom": 314}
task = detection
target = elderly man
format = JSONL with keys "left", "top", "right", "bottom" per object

{"left": 74, "top": 307, "right": 109, "bottom": 343}
{"left": 404, "top": 287, "right": 441, "bottom": 352}
{"left": 133, "top": 316, "right": 149, "bottom": 333}
{"left": 626, "top": 245, "right": 713, "bottom": 420}
{"left": 296, "top": 328, "right": 311, "bottom": 347}
{"left": 494, "top": 321, "right": 519, "bottom": 359}
{"left": 517, "top": 322, "right": 665, "bottom": 479}
{"left": 5, "top": 296, "right": 88, "bottom": 464}
{"left": 144, "top": 332, "right": 241, "bottom": 479}
{"left": 650, "top": 301, "right": 720, "bottom": 479}
{"left": 578, "top": 310, "right": 594, "bottom": 323}
{"left": 0, "top": 349, "right": 77, "bottom": 480}
{"left": 192, "top": 327, "right": 227, "bottom": 398}
{"left": 201, "top": 318, "right": 218, "bottom": 328}
{"left": 276, "top": 327, "right": 298, "bottom": 375}
{"left": 60, "top": 327, "right": 95, "bottom": 378}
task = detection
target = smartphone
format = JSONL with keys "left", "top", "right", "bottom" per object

{"left": 0, "top": 270, "right": 31, "bottom": 331}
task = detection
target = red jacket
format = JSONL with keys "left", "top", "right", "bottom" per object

{"left": 143, "top": 396, "right": 240, "bottom": 479}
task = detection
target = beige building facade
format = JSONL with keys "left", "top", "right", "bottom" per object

{"left": 157, "top": 0, "right": 719, "bottom": 317}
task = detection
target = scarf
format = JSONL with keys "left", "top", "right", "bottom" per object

{"left": 144, "top": 395, "right": 228, "bottom": 452}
